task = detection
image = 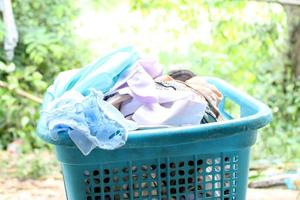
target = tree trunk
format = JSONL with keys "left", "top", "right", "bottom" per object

{"left": 283, "top": 5, "right": 300, "bottom": 78}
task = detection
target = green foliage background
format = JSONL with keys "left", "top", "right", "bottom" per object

{"left": 0, "top": 0, "right": 299, "bottom": 163}
{"left": 0, "top": 0, "right": 88, "bottom": 151}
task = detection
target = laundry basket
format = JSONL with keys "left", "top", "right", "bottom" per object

{"left": 37, "top": 77, "right": 272, "bottom": 200}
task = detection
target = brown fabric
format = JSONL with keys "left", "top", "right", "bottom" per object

{"left": 168, "top": 69, "right": 196, "bottom": 82}
{"left": 154, "top": 75, "right": 174, "bottom": 82}
{"left": 106, "top": 94, "right": 132, "bottom": 110}
{"left": 185, "top": 76, "right": 223, "bottom": 120}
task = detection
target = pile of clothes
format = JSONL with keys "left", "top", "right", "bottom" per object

{"left": 37, "top": 47, "right": 223, "bottom": 155}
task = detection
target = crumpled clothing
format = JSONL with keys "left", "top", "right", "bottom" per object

{"left": 106, "top": 67, "right": 224, "bottom": 125}
{"left": 38, "top": 47, "right": 140, "bottom": 155}
{"left": 168, "top": 69, "right": 223, "bottom": 122}
{"left": 107, "top": 68, "right": 208, "bottom": 126}
{"left": 43, "top": 90, "right": 137, "bottom": 155}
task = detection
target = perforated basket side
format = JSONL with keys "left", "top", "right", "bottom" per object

{"left": 60, "top": 149, "right": 250, "bottom": 200}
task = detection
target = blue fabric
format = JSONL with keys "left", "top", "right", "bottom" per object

{"left": 53, "top": 46, "right": 139, "bottom": 98}
{"left": 37, "top": 47, "right": 139, "bottom": 155}
{"left": 43, "top": 90, "right": 137, "bottom": 155}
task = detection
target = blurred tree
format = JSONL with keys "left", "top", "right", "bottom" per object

{"left": 284, "top": 5, "right": 300, "bottom": 78}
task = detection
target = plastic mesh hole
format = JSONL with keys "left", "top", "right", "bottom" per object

{"left": 151, "top": 189, "right": 158, "bottom": 195}
{"left": 215, "top": 157, "right": 221, "bottom": 164}
{"left": 188, "top": 177, "right": 194, "bottom": 184}
{"left": 215, "top": 182, "right": 221, "bottom": 189}
{"left": 188, "top": 160, "right": 194, "bottom": 166}
{"left": 113, "top": 176, "right": 118, "bottom": 183}
{"left": 188, "top": 185, "right": 194, "bottom": 191}
{"left": 188, "top": 168, "right": 194, "bottom": 175}
{"left": 122, "top": 167, "right": 128, "bottom": 173}
{"left": 205, "top": 175, "right": 212, "bottom": 182}
{"left": 233, "top": 180, "right": 237, "bottom": 186}
{"left": 198, "top": 175, "right": 203, "bottom": 182}
{"left": 233, "top": 164, "right": 238, "bottom": 170}
{"left": 151, "top": 164, "right": 157, "bottom": 170}
{"left": 224, "top": 173, "right": 230, "bottom": 179}
{"left": 179, "top": 178, "right": 185, "bottom": 184}
{"left": 113, "top": 186, "right": 120, "bottom": 191}
{"left": 141, "top": 165, "right": 148, "bottom": 171}
{"left": 224, "top": 181, "right": 230, "bottom": 187}
{"left": 103, "top": 169, "right": 110, "bottom": 175}
{"left": 197, "top": 160, "right": 203, "bottom": 165}
{"left": 83, "top": 170, "right": 90, "bottom": 176}
{"left": 233, "top": 172, "right": 238, "bottom": 178}
{"left": 95, "top": 196, "right": 101, "bottom": 200}
{"left": 206, "top": 191, "right": 212, "bottom": 197}
{"left": 160, "top": 163, "right": 166, "bottom": 169}
{"left": 224, "top": 165, "right": 230, "bottom": 171}
{"left": 170, "top": 179, "right": 176, "bottom": 186}
{"left": 179, "top": 170, "right": 185, "bottom": 176}
{"left": 215, "top": 190, "right": 221, "bottom": 197}
{"left": 142, "top": 173, "right": 148, "bottom": 179}
{"left": 206, "top": 166, "right": 212, "bottom": 173}
{"left": 215, "top": 166, "right": 221, "bottom": 172}
{"left": 86, "top": 196, "right": 92, "bottom": 200}
{"left": 197, "top": 184, "right": 203, "bottom": 190}
{"left": 151, "top": 172, "right": 157, "bottom": 179}
{"left": 123, "top": 192, "right": 129, "bottom": 199}
{"left": 104, "top": 177, "right": 110, "bottom": 183}
{"left": 84, "top": 178, "right": 90, "bottom": 184}
{"left": 104, "top": 186, "right": 110, "bottom": 192}
{"left": 233, "top": 156, "right": 239, "bottom": 162}
{"left": 122, "top": 184, "right": 129, "bottom": 190}
{"left": 94, "top": 178, "right": 100, "bottom": 184}
{"left": 224, "top": 157, "right": 230, "bottom": 163}
{"left": 132, "top": 166, "right": 137, "bottom": 172}
{"left": 170, "top": 171, "right": 176, "bottom": 177}
{"left": 142, "top": 190, "right": 148, "bottom": 196}
{"left": 179, "top": 186, "right": 185, "bottom": 193}
{"left": 170, "top": 162, "right": 176, "bottom": 168}
{"left": 205, "top": 183, "right": 212, "bottom": 190}
{"left": 206, "top": 159, "right": 213, "bottom": 165}
{"left": 160, "top": 172, "right": 166, "bottom": 178}
{"left": 94, "top": 187, "right": 101, "bottom": 193}
{"left": 178, "top": 161, "right": 185, "bottom": 167}
{"left": 197, "top": 167, "right": 203, "bottom": 173}
{"left": 170, "top": 188, "right": 176, "bottom": 194}
{"left": 142, "top": 182, "right": 148, "bottom": 188}
{"left": 224, "top": 189, "right": 230, "bottom": 195}
{"left": 93, "top": 170, "right": 99, "bottom": 176}
{"left": 123, "top": 176, "right": 129, "bottom": 182}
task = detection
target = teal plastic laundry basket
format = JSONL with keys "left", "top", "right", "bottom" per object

{"left": 38, "top": 77, "right": 272, "bottom": 200}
